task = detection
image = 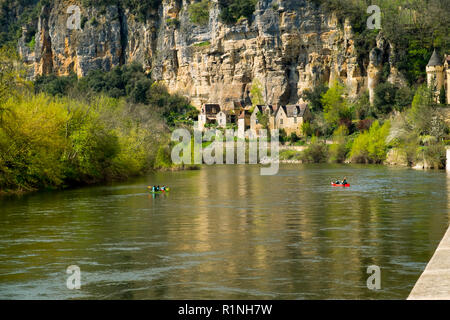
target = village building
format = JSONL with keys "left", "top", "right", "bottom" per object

{"left": 426, "top": 49, "right": 450, "bottom": 104}
{"left": 202, "top": 104, "right": 221, "bottom": 121}
{"left": 197, "top": 103, "right": 221, "bottom": 130}
{"left": 274, "top": 104, "right": 311, "bottom": 136}
{"left": 216, "top": 111, "right": 227, "bottom": 128}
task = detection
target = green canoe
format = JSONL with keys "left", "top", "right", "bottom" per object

{"left": 147, "top": 187, "right": 170, "bottom": 194}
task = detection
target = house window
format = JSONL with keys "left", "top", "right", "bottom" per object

{"left": 280, "top": 118, "right": 283, "bottom": 125}
{"left": 294, "top": 117, "right": 297, "bottom": 123}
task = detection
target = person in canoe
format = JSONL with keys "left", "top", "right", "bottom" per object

{"left": 342, "top": 177, "right": 348, "bottom": 185}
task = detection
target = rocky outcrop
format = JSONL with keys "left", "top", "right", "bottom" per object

{"left": 23, "top": 0, "right": 398, "bottom": 109}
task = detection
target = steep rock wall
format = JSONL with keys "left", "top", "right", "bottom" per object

{"left": 26, "top": 0, "right": 378, "bottom": 109}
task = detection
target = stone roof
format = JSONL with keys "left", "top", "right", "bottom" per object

{"left": 427, "top": 49, "right": 443, "bottom": 67}
{"left": 276, "top": 104, "right": 308, "bottom": 118}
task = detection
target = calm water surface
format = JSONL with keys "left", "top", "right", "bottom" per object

{"left": 0, "top": 164, "right": 449, "bottom": 299}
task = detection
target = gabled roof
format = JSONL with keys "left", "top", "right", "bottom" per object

{"left": 275, "top": 104, "right": 308, "bottom": 118}
{"left": 427, "top": 49, "right": 443, "bottom": 67}
{"left": 253, "top": 105, "right": 276, "bottom": 115}
{"left": 253, "top": 105, "right": 265, "bottom": 114}
{"left": 239, "top": 110, "right": 251, "bottom": 119}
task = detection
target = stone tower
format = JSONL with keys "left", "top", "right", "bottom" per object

{"left": 445, "top": 55, "right": 450, "bottom": 104}
{"left": 426, "top": 49, "right": 444, "bottom": 100}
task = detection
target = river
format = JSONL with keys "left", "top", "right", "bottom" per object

{"left": 0, "top": 164, "right": 449, "bottom": 299}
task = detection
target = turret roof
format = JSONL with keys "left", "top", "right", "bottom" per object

{"left": 427, "top": 49, "right": 443, "bottom": 67}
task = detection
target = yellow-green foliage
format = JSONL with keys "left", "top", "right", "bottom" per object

{"left": 250, "top": 79, "right": 264, "bottom": 106}
{"left": 329, "top": 125, "right": 349, "bottom": 163}
{"left": 349, "top": 120, "right": 391, "bottom": 163}
{"left": 321, "top": 80, "right": 349, "bottom": 127}
{"left": 300, "top": 136, "right": 329, "bottom": 163}
{"left": 0, "top": 94, "right": 69, "bottom": 190}
{"left": 0, "top": 92, "right": 169, "bottom": 192}
{"left": 189, "top": 0, "right": 210, "bottom": 25}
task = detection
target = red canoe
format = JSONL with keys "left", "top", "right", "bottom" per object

{"left": 331, "top": 183, "right": 350, "bottom": 187}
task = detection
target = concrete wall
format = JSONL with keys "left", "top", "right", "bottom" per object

{"left": 447, "top": 147, "right": 450, "bottom": 171}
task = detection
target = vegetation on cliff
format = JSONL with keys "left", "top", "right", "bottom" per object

{"left": 298, "top": 80, "right": 448, "bottom": 167}
{"left": 313, "top": 0, "right": 449, "bottom": 84}
{"left": 0, "top": 48, "right": 197, "bottom": 193}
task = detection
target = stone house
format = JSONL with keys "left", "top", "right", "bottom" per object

{"left": 237, "top": 109, "right": 252, "bottom": 137}
{"left": 250, "top": 105, "right": 277, "bottom": 133}
{"left": 202, "top": 104, "right": 221, "bottom": 121}
{"left": 426, "top": 50, "right": 450, "bottom": 104}
{"left": 274, "top": 104, "right": 311, "bottom": 136}
{"left": 197, "top": 103, "right": 221, "bottom": 129}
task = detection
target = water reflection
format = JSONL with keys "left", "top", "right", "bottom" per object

{"left": 0, "top": 164, "right": 448, "bottom": 299}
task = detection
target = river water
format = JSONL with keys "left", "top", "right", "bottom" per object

{"left": 0, "top": 164, "right": 449, "bottom": 299}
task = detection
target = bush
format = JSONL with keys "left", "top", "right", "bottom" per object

{"left": 189, "top": 0, "right": 210, "bottom": 25}
{"left": 357, "top": 118, "right": 373, "bottom": 132}
{"left": 321, "top": 80, "right": 350, "bottom": 129}
{"left": 219, "top": 0, "right": 256, "bottom": 24}
{"left": 349, "top": 120, "right": 391, "bottom": 163}
{"left": 301, "top": 83, "right": 329, "bottom": 113}
{"left": 289, "top": 132, "right": 300, "bottom": 143}
{"left": 329, "top": 125, "right": 349, "bottom": 163}
{"left": 300, "top": 136, "right": 329, "bottom": 163}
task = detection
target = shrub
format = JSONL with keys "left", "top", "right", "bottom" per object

{"left": 219, "top": 0, "right": 256, "bottom": 24}
{"left": 321, "top": 80, "right": 350, "bottom": 129}
{"left": 329, "top": 125, "right": 349, "bottom": 163}
{"left": 349, "top": 120, "right": 391, "bottom": 163}
{"left": 301, "top": 83, "right": 329, "bottom": 113}
{"left": 300, "top": 136, "right": 329, "bottom": 163}
{"left": 357, "top": 118, "right": 373, "bottom": 132}
{"left": 189, "top": 0, "right": 210, "bottom": 26}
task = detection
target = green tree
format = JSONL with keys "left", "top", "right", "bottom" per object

{"left": 250, "top": 79, "right": 264, "bottom": 106}
{"left": 329, "top": 125, "right": 349, "bottom": 163}
{"left": 189, "top": 0, "right": 210, "bottom": 25}
{"left": 350, "top": 120, "right": 391, "bottom": 163}
{"left": 301, "top": 83, "right": 329, "bottom": 112}
{"left": 439, "top": 86, "right": 447, "bottom": 106}
{"left": 300, "top": 136, "right": 329, "bottom": 163}
{"left": 321, "top": 80, "right": 349, "bottom": 128}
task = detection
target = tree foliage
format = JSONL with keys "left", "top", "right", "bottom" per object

{"left": 189, "top": 0, "right": 210, "bottom": 26}
{"left": 219, "top": 0, "right": 256, "bottom": 24}
{"left": 349, "top": 120, "right": 391, "bottom": 163}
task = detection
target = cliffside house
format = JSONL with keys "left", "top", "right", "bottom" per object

{"left": 217, "top": 110, "right": 238, "bottom": 128}
{"left": 202, "top": 104, "right": 221, "bottom": 122}
{"left": 274, "top": 104, "right": 311, "bottom": 136}
{"left": 238, "top": 109, "right": 252, "bottom": 131}
{"left": 250, "top": 105, "right": 275, "bottom": 133}
{"left": 426, "top": 50, "right": 450, "bottom": 104}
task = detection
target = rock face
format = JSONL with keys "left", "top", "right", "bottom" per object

{"left": 25, "top": 0, "right": 393, "bottom": 109}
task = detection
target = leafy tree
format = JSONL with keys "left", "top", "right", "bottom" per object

{"left": 301, "top": 83, "right": 328, "bottom": 113}
{"left": 373, "top": 82, "right": 397, "bottom": 115}
{"left": 439, "top": 86, "right": 447, "bottom": 106}
{"left": 250, "top": 79, "right": 264, "bottom": 106}
{"left": 350, "top": 120, "right": 391, "bottom": 163}
{"left": 256, "top": 111, "right": 269, "bottom": 130}
{"left": 329, "top": 125, "right": 349, "bottom": 163}
{"left": 219, "top": 0, "right": 256, "bottom": 24}
{"left": 300, "top": 136, "right": 328, "bottom": 163}
{"left": 321, "top": 80, "right": 349, "bottom": 129}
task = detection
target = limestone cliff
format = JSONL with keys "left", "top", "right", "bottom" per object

{"left": 20, "top": 0, "right": 396, "bottom": 109}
